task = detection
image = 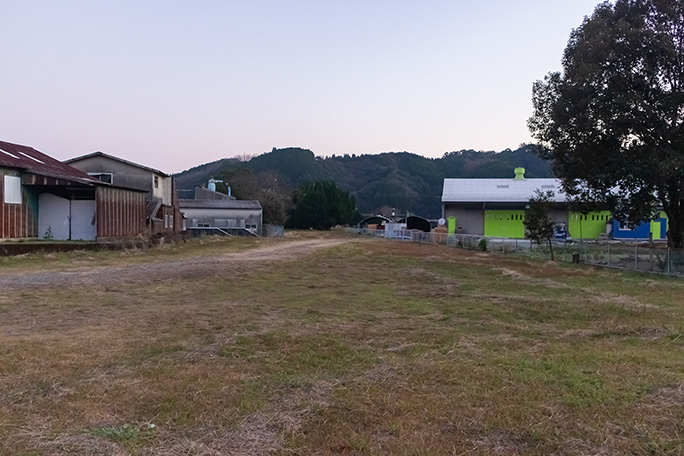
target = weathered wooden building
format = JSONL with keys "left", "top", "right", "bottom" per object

{"left": 1, "top": 140, "right": 146, "bottom": 241}
{"left": 65, "top": 152, "right": 182, "bottom": 235}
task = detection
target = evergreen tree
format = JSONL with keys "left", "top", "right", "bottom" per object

{"left": 286, "top": 180, "right": 356, "bottom": 230}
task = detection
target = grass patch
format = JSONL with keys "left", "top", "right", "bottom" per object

{"left": 91, "top": 423, "right": 156, "bottom": 443}
{"left": 1, "top": 233, "right": 684, "bottom": 455}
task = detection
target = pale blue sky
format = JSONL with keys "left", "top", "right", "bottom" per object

{"left": 1, "top": 1, "right": 601, "bottom": 173}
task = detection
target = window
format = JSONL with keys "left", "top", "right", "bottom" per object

{"left": 154, "top": 175, "right": 159, "bottom": 188}
{"left": 88, "top": 172, "right": 113, "bottom": 184}
{"left": 3, "top": 175, "right": 21, "bottom": 204}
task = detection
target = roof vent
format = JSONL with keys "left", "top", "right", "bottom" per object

{"left": 514, "top": 167, "right": 525, "bottom": 180}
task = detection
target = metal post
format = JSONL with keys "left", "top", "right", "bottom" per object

{"left": 667, "top": 248, "right": 671, "bottom": 275}
{"left": 635, "top": 245, "right": 638, "bottom": 271}
{"left": 608, "top": 244, "right": 611, "bottom": 267}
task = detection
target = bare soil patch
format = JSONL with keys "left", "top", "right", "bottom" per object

{"left": 0, "top": 238, "right": 352, "bottom": 290}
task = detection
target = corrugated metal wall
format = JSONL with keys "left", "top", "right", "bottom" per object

{"left": 1, "top": 169, "right": 38, "bottom": 239}
{"left": 96, "top": 186, "right": 146, "bottom": 238}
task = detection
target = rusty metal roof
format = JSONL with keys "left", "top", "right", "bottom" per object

{"left": 0, "top": 140, "right": 100, "bottom": 184}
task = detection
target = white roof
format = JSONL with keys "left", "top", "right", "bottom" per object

{"left": 442, "top": 178, "right": 566, "bottom": 203}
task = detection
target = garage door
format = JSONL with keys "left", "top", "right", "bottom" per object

{"left": 484, "top": 210, "right": 525, "bottom": 238}
{"left": 38, "top": 194, "right": 97, "bottom": 241}
{"left": 70, "top": 200, "right": 96, "bottom": 240}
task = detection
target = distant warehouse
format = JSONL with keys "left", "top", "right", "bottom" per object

{"left": 180, "top": 185, "right": 262, "bottom": 236}
{"left": 441, "top": 168, "right": 667, "bottom": 241}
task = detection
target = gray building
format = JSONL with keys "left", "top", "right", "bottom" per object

{"left": 180, "top": 186, "right": 262, "bottom": 236}
{"left": 64, "top": 152, "right": 182, "bottom": 235}
{"left": 442, "top": 168, "right": 567, "bottom": 238}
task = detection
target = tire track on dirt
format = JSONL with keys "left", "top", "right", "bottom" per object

{"left": 0, "top": 238, "right": 354, "bottom": 290}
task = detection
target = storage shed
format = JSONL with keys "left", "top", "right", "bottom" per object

{"left": 1, "top": 140, "right": 146, "bottom": 241}
{"left": 65, "top": 152, "right": 182, "bottom": 235}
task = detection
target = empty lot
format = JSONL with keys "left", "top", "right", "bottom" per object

{"left": 1, "top": 232, "right": 683, "bottom": 455}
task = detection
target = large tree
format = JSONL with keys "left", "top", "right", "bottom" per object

{"left": 219, "top": 168, "right": 290, "bottom": 226}
{"left": 528, "top": 0, "right": 684, "bottom": 247}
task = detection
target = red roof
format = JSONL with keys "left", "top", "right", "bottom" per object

{"left": 0, "top": 140, "right": 99, "bottom": 184}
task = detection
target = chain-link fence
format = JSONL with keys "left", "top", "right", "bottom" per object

{"left": 263, "top": 225, "right": 284, "bottom": 237}
{"left": 346, "top": 228, "right": 684, "bottom": 278}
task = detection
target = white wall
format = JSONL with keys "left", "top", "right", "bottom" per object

{"left": 70, "top": 200, "right": 97, "bottom": 240}
{"left": 152, "top": 174, "right": 174, "bottom": 205}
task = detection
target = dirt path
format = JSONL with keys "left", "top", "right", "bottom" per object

{"left": 0, "top": 238, "right": 356, "bottom": 290}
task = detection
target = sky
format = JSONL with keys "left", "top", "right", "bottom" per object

{"left": 1, "top": 0, "right": 603, "bottom": 173}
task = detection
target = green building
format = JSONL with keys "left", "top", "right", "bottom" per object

{"left": 441, "top": 169, "right": 666, "bottom": 240}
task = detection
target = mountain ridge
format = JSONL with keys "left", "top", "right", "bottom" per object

{"left": 174, "top": 146, "right": 553, "bottom": 218}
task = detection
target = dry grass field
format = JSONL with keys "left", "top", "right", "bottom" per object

{"left": 1, "top": 231, "right": 683, "bottom": 456}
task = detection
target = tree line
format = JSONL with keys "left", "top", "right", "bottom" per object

{"left": 175, "top": 145, "right": 553, "bottom": 220}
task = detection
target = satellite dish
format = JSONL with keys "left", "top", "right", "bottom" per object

{"left": 438, "top": 218, "right": 446, "bottom": 226}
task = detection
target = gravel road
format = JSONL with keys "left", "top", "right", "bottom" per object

{"left": 0, "top": 238, "right": 354, "bottom": 290}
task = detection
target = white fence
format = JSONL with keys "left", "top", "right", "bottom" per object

{"left": 346, "top": 228, "right": 684, "bottom": 278}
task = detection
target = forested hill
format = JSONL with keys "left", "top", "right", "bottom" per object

{"left": 175, "top": 146, "right": 553, "bottom": 218}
